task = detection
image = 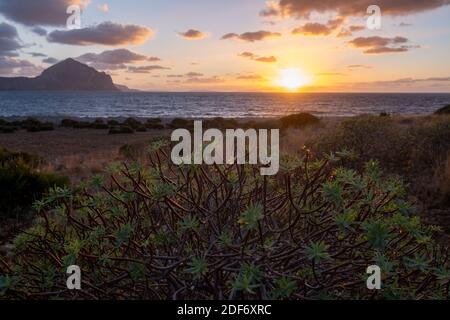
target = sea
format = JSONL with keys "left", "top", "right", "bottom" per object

{"left": 0, "top": 91, "right": 449, "bottom": 119}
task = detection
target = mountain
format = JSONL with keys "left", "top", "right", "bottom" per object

{"left": 0, "top": 58, "right": 119, "bottom": 91}
{"left": 114, "top": 84, "right": 142, "bottom": 92}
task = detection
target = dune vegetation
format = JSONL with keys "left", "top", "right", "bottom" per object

{"left": 0, "top": 113, "right": 449, "bottom": 300}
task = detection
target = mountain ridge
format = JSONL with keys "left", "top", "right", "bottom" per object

{"left": 0, "top": 58, "right": 120, "bottom": 91}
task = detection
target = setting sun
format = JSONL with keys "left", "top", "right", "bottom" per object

{"left": 275, "top": 68, "right": 311, "bottom": 91}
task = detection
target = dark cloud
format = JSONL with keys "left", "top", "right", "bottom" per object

{"left": 0, "top": 22, "right": 22, "bottom": 56}
{"left": 0, "top": 56, "right": 43, "bottom": 76}
{"left": 47, "top": 22, "right": 154, "bottom": 46}
{"left": 238, "top": 52, "right": 277, "bottom": 63}
{"left": 275, "top": 0, "right": 450, "bottom": 18}
{"left": 127, "top": 65, "right": 170, "bottom": 74}
{"left": 29, "top": 52, "right": 47, "bottom": 57}
{"left": 0, "top": 0, "right": 88, "bottom": 27}
{"left": 43, "top": 57, "right": 59, "bottom": 64}
{"left": 348, "top": 36, "right": 417, "bottom": 54}
{"left": 222, "top": 30, "right": 281, "bottom": 42}
{"left": 31, "top": 27, "right": 48, "bottom": 36}
{"left": 292, "top": 18, "right": 343, "bottom": 36}
{"left": 177, "top": 29, "right": 208, "bottom": 40}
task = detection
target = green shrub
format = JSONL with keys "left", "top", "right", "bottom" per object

{"left": 2, "top": 147, "right": 447, "bottom": 300}
{"left": 435, "top": 105, "right": 450, "bottom": 115}
{"left": 0, "top": 147, "right": 69, "bottom": 219}
{"left": 280, "top": 113, "right": 320, "bottom": 129}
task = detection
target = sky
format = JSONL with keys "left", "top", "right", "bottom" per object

{"left": 0, "top": 0, "right": 450, "bottom": 92}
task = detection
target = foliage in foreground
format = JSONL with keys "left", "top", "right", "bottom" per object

{"left": 0, "top": 147, "right": 69, "bottom": 219}
{"left": 0, "top": 146, "right": 449, "bottom": 300}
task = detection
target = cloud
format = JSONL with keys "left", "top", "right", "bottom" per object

{"left": 98, "top": 3, "right": 109, "bottom": 12}
{"left": 127, "top": 65, "right": 170, "bottom": 74}
{"left": 28, "top": 52, "right": 47, "bottom": 57}
{"left": 0, "top": 56, "right": 43, "bottom": 76}
{"left": 47, "top": 22, "right": 154, "bottom": 46}
{"left": 260, "top": 1, "right": 282, "bottom": 17}
{"left": 348, "top": 36, "right": 418, "bottom": 54}
{"left": 168, "top": 72, "right": 205, "bottom": 78}
{"left": 236, "top": 74, "right": 264, "bottom": 80}
{"left": 186, "top": 72, "right": 204, "bottom": 77}
{"left": 31, "top": 27, "right": 47, "bottom": 36}
{"left": 337, "top": 24, "right": 365, "bottom": 37}
{"left": 185, "top": 76, "right": 225, "bottom": 84}
{"left": 0, "top": 22, "right": 22, "bottom": 56}
{"left": 347, "top": 64, "right": 372, "bottom": 69}
{"left": 43, "top": 57, "right": 59, "bottom": 64}
{"left": 292, "top": 18, "right": 344, "bottom": 36}
{"left": 77, "top": 49, "right": 160, "bottom": 67}
{"left": 274, "top": 0, "right": 450, "bottom": 18}
{"left": 177, "top": 29, "right": 208, "bottom": 40}
{"left": 221, "top": 30, "right": 281, "bottom": 42}
{"left": 0, "top": 0, "right": 90, "bottom": 27}
{"left": 239, "top": 52, "right": 277, "bottom": 63}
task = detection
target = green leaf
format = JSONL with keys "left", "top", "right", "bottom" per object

{"left": 238, "top": 205, "right": 263, "bottom": 230}
{"left": 306, "top": 241, "right": 330, "bottom": 263}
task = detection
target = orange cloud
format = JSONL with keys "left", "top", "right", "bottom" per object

{"left": 292, "top": 18, "right": 344, "bottom": 36}
{"left": 275, "top": 0, "right": 450, "bottom": 17}
{"left": 348, "top": 36, "right": 419, "bottom": 54}
{"left": 239, "top": 52, "right": 277, "bottom": 63}
{"left": 222, "top": 30, "right": 281, "bottom": 42}
{"left": 177, "top": 29, "right": 208, "bottom": 40}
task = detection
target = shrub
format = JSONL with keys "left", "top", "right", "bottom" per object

{"left": 280, "top": 113, "right": 320, "bottom": 129}
{"left": 107, "top": 120, "right": 120, "bottom": 126}
{"left": 108, "top": 126, "right": 134, "bottom": 135}
{"left": 0, "top": 126, "right": 16, "bottom": 134}
{"left": 0, "top": 147, "right": 69, "bottom": 219}
{"left": 91, "top": 119, "right": 109, "bottom": 130}
{"left": 145, "top": 119, "right": 164, "bottom": 130}
{"left": 204, "top": 118, "right": 239, "bottom": 129}
{"left": 169, "top": 118, "right": 194, "bottom": 130}
{"left": 435, "top": 105, "right": 450, "bottom": 115}
{"left": 1, "top": 147, "right": 448, "bottom": 300}
{"left": 60, "top": 119, "right": 78, "bottom": 128}
{"left": 124, "top": 118, "right": 142, "bottom": 130}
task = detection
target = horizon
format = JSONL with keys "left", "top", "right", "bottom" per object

{"left": 0, "top": 1, "right": 449, "bottom": 93}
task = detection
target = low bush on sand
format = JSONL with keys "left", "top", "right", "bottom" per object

{"left": 280, "top": 113, "right": 320, "bottom": 129}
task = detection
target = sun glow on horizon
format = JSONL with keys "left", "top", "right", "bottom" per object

{"left": 275, "top": 68, "right": 311, "bottom": 91}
